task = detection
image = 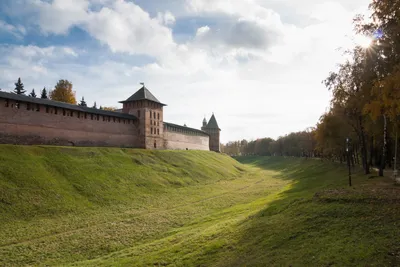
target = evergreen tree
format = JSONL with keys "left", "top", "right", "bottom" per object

{"left": 92, "top": 101, "right": 97, "bottom": 109}
{"left": 79, "top": 97, "right": 87, "bottom": 107}
{"left": 40, "top": 87, "right": 48, "bottom": 99}
{"left": 14, "top": 78, "right": 26, "bottom": 95}
{"left": 99, "top": 106, "right": 103, "bottom": 110}
{"left": 29, "top": 89, "right": 37, "bottom": 98}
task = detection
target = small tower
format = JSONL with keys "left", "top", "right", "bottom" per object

{"left": 202, "top": 113, "right": 221, "bottom": 152}
{"left": 119, "top": 83, "right": 166, "bottom": 149}
{"left": 202, "top": 117, "right": 207, "bottom": 129}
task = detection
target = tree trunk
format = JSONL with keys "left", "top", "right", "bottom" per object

{"left": 359, "top": 116, "right": 370, "bottom": 174}
{"left": 379, "top": 115, "right": 387, "bottom": 177}
{"left": 387, "top": 137, "right": 392, "bottom": 168}
{"left": 369, "top": 136, "right": 374, "bottom": 168}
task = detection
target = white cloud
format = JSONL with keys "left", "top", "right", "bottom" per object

{"left": 157, "top": 11, "right": 176, "bottom": 26}
{"left": 34, "top": 0, "right": 90, "bottom": 34}
{"left": 194, "top": 17, "right": 283, "bottom": 50}
{"left": 0, "top": 20, "right": 26, "bottom": 38}
{"left": 84, "top": 1, "right": 175, "bottom": 56}
{"left": 32, "top": 0, "right": 176, "bottom": 57}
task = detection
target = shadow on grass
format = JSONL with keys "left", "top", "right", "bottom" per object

{"left": 218, "top": 156, "right": 400, "bottom": 266}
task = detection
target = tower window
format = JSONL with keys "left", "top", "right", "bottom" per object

{"left": 5, "top": 99, "right": 9, "bottom": 107}
{"left": 157, "top": 113, "right": 160, "bottom": 120}
{"left": 154, "top": 140, "right": 157, "bottom": 148}
{"left": 36, "top": 104, "right": 40, "bottom": 112}
{"left": 153, "top": 112, "right": 156, "bottom": 119}
{"left": 149, "top": 111, "right": 152, "bottom": 118}
{"left": 157, "top": 129, "right": 160, "bottom": 135}
{"left": 151, "top": 127, "right": 153, "bottom": 134}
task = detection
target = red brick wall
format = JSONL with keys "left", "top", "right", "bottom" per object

{"left": 0, "top": 98, "right": 139, "bottom": 147}
{"left": 163, "top": 124, "right": 209, "bottom": 151}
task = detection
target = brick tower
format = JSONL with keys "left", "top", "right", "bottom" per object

{"left": 201, "top": 114, "right": 221, "bottom": 152}
{"left": 120, "top": 84, "right": 166, "bottom": 149}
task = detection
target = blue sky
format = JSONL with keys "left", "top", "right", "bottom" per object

{"left": 0, "top": 0, "right": 371, "bottom": 142}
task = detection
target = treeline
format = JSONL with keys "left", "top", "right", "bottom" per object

{"left": 5, "top": 77, "right": 116, "bottom": 111}
{"left": 222, "top": 130, "right": 317, "bottom": 158}
{"left": 223, "top": 0, "right": 400, "bottom": 177}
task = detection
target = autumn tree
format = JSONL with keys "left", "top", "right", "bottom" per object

{"left": 29, "top": 89, "right": 37, "bottom": 98}
{"left": 40, "top": 87, "right": 48, "bottom": 99}
{"left": 14, "top": 78, "right": 26, "bottom": 95}
{"left": 103, "top": 107, "right": 117, "bottom": 111}
{"left": 50, "top": 80, "right": 77, "bottom": 104}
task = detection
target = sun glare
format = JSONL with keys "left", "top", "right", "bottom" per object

{"left": 355, "top": 35, "right": 372, "bottom": 48}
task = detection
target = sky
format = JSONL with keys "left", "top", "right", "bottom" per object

{"left": 0, "top": 0, "right": 371, "bottom": 142}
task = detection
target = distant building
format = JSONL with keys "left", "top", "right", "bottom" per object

{"left": 0, "top": 85, "right": 220, "bottom": 151}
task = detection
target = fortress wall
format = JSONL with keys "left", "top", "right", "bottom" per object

{"left": 0, "top": 98, "right": 138, "bottom": 147}
{"left": 164, "top": 131, "right": 209, "bottom": 150}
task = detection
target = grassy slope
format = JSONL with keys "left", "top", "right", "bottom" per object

{"left": 1, "top": 146, "right": 400, "bottom": 266}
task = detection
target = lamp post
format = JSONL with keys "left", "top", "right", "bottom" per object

{"left": 394, "top": 127, "right": 398, "bottom": 179}
{"left": 346, "top": 138, "right": 352, "bottom": 187}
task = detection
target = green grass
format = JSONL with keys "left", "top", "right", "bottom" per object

{"left": 1, "top": 146, "right": 399, "bottom": 266}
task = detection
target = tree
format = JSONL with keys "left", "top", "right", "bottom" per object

{"left": 49, "top": 80, "right": 77, "bottom": 104}
{"left": 99, "top": 106, "right": 103, "bottom": 110}
{"left": 14, "top": 78, "right": 26, "bottom": 95}
{"left": 79, "top": 97, "right": 87, "bottom": 107}
{"left": 29, "top": 89, "right": 37, "bottom": 98}
{"left": 103, "top": 106, "right": 117, "bottom": 111}
{"left": 92, "top": 102, "right": 97, "bottom": 109}
{"left": 40, "top": 87, "right": 48, "bottom": 99}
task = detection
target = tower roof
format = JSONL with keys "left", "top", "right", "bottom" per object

{"left": 120, "top": 85, "right": 166, "bottom": 105}
{"left": 206, "top": 114, "right": 220, "bottom": 130}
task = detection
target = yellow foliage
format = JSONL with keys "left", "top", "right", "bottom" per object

{"left": 102, "top": 107, "right": 118, "bottom": 111}
{"left": 50, "top": 80, "right": 77, "bottom": 105}
{"left": 365, "top": 65, "right": 400, "bottom": 121}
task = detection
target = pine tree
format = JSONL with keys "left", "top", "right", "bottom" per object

{"left": 29, "top": 89, "right": 37, "bottom": 98}
{"left": 79, "top": 97, "right": 87, "bottom": 107}
{"left": 40, "top": 87, "right": 48, "bottom": 99}
{"left": 99, "top": 106, "right": 103, "bottom": 110}
{"left": 14, "top": 78, "right": 26, "bottom": 95}
{"left": 92, "top": 102, "right": 97, "bottom": 109}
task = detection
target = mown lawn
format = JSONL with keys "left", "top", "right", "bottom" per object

{"left": 1, "top": 146, "right": 399, "bottom": 266}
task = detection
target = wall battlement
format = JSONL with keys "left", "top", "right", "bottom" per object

{"left": 0, "top": 86, "right": 220, "bottom": 151}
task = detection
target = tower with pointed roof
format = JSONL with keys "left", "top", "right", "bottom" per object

{"left": 120, "top": 84, "right": 166, "bottom": 149}
{"left": 201, "top": 114, "right": 221, "bottom": 152}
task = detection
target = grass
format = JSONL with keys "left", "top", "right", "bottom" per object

{"left": 1, "top": 146, "right": 399, "bottom": 266}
